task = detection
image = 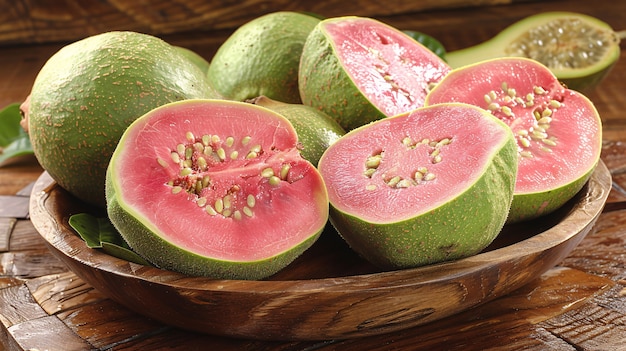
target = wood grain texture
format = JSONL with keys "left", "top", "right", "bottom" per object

{"left": 1, "top": 1, "right": 625, "bottom": 138}
{"left": 0, "top": 0, "right": 526, "bottom": 47}
{"left": 0, "top": 160, "right": 42, "bottom": 199}
{"left": 0, "top": 0, "right": 625, "bottom": 349}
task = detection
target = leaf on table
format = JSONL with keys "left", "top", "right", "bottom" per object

{"left": 69, "top": 213, "right": 152, "bottom": 265}
{"left": 0, "top": 103, "right": 34, "bottom": 167}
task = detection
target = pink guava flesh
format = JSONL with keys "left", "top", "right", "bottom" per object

{"left": 109, "top": 100, "right": 328, "bottom": 262}
{"left": 323, "top": 18, "right": 451, "bottom": 116}
{"left": 425, "top": 58, "right": 602, "bottom": 196}
{"left": 319, "top": 103, "right": 513, "bottom": 223}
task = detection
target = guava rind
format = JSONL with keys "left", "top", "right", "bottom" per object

{"left": 106, "top": 191, "right": 323, "bottom": 279}
{"left": 425, "top": 57, "right": 602, "bottom": 223}
{"left": 298, "top": 19, "right": 387, "bottom": 131}
{"left": 318, "top": 103, "right": 518, "bottom": 269}
{"left": 298, "top": 16, "right": 451, "bottom": 131}
{"left": 507, "top": 168, "right": 594, "bottom": 223}
{"left": 105, "top": 99, "right": 329, "bottom": 280}
{"left": 249, "top": 96, "right": 346, "bottom": 166}
{"left": 27, "top": 31, "right": 218, "bottom": 207}
{"left": 444, "top": 12, "right": 621, "bottom": 92}
{"left": 207, "top": 11, "right": 320, "bottom": 103}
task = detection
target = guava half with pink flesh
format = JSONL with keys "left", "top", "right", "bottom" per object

{"left": 298, "top": 16, "right": 451, "bottom": 131}
{"left": 425, "top": 57, "right": 602, "bottom": 223}
{"left": 105, "top": 99, "right": 329, "bottom": 280}
{"left": 317, "top": 103, "right": 517, "bottom": 269}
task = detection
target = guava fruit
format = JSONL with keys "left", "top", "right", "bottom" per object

{"left": 425, "top": 57, "right": 602, "bottom": 223}
{"left": 317, "top": 103, "right": 517, "bottom": 269}
{"left": 206, "top": 11, "right": 320, "bottom": 103}
{"left": 249, "top": 96, "right": 345, "bottom": 166}
{"left": 105, "top": 99, "right": 329, "bottom": 280}
{"left": 24, "top": 31, "right": 218, "bottom": 208}
{"left": 444, "top": 12, "right": 622, "bottom": 92}
{"left": 174, "top": 45, "right": 211, "bottom": 74}
{"left": 299, "top": 16, "right": 451, "bottom": 131}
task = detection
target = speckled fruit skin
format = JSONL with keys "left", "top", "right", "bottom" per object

{"left": 250, "top": 96, "right": 345, "bottom": 166}
{"left": 26, "top": 31, "right": 218, "bottom": 207}
{"left": 207, "top": 11, "right": 320, "bottom": 103}
{"left": 298, "top": 19, "right": 385, "bottom": 131}
{"left": 318, "top": 103, "right": 518, "bottom": 269}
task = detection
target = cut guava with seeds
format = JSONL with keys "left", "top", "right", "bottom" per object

{"left": 425, "top": 57, "right": 602, "bottom": 223}
{"left": 444, "top": 12, "right": 622, "bottom": 92}
{"left": 298, "top": 16, "right": 451, "bottom": 131}
{"left": 317, "top": 103, "right": 517, "bottom": 269}
{"left": 105, "top": 99, "right": 329, "bottom": 280}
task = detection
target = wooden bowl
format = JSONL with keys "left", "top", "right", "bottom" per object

{"left": 29, "top": 161, "right": 611, "bottom": 341}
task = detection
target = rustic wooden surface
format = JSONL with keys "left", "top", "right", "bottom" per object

{"left": 1, "top": 0, "right": 536, "bottom": 47}
{"left": 1, "top": 0, "right": 626, "bottom": 349}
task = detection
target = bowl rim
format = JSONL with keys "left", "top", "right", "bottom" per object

{"left": 31, "top": 161, "right": 611, "bottom": 292}
{"left": 29, "top": 161, "right": 611, "bottom": 340}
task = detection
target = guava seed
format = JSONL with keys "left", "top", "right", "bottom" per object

{"left": 246, "top": 194, "right": 256, "bottom": 208}
{"left": 505, "top": 17, "right": 619, "bottom": 69}
{"left": 156, "top": 131, "right": 294, "bottom": 221}
{"left": 261, "top": 168, "right": 274, "bottom": 178}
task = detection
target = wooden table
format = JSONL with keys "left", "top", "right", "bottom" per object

{"left": 1, "top": 0, "right": 625, "bottom": 349}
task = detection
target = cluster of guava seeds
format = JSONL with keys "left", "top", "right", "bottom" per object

{"left": 373, "top": 63, "right": 413, "bottom": 102}
{"left": 155, "top": 131, "right": 289, "bottom": 220}
{"left": 505, "top": 17, "right": 619, "bottom": 69}
{"left": 483, "top": 81, "right": 562, "bottom": 158}
{"left": 363, "top": 137, "right": 452, "bottom": 190}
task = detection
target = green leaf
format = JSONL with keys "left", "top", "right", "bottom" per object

{"left": 403, "top": 30, "right": 447, "bottom": 61}
{"left": 69, "top": 213, "right": 105, "bottom": 248}
{"left": 0, "top": 103, "right": 34, "bottom": 166}
{"left": 69, "top": 213, "right": 153, "bottom": 266}
{"left": 101, "top": 242, "right": 152, "bottom": 266}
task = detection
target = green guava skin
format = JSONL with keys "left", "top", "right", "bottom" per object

{"left": 250, "top": 96, "right": 346, "bottom": 166}
{"left": 174, "top": 46, "right": 211, "bottom": 75}
{"left": 298, "top": 21, "right": 387, "bottom": 131}
{"left": 207, "top": 11, "right": 320, "bottom": 103}
{"left": 26, "top": 31, "right": 218, "bottom": 207}
{"left": 319, "top": 104, "right": 519, "bottom": 269}
{"left": 506, "top": 162, "right": 597, "bottom": 223}
{"left": 106, "top": 187, "right": 324, "bottom": 280}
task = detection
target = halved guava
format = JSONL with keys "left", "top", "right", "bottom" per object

{"left": 425, "top": 57, "right": 602, "bottom": 223}
{"left": 317, "top": 103, "right": 517, "bottom": 269}
{"left": 444, "top": 12, "right": 622, "bottom": 92}
{"left": 105, "top": 99, "right": 329, "bottom": 280}
{"left": 299, "top": 16, "right": 451, "bottom": 131}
